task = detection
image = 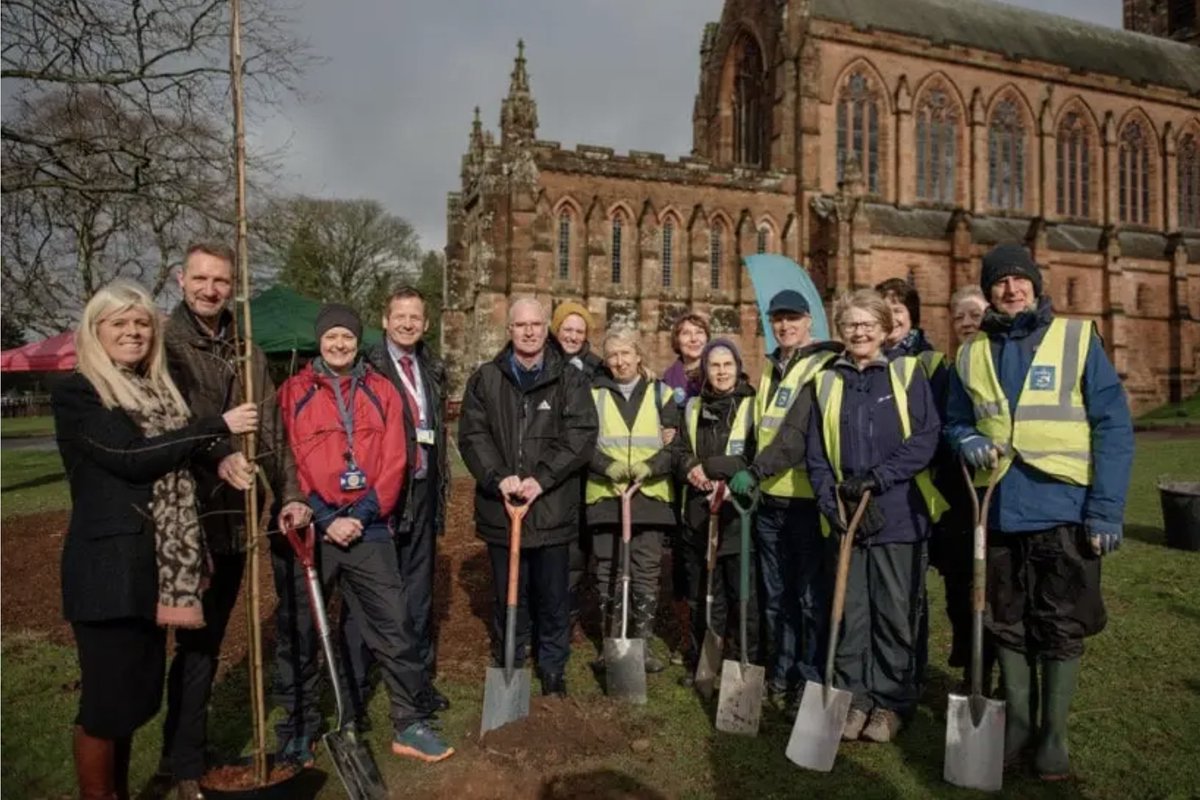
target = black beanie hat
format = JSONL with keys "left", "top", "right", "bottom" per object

{"left": 980, "top": 243, "right": 1043, "bottom": 298}
{"left": 315, "top": 303, "right": 363, "bottom": 341}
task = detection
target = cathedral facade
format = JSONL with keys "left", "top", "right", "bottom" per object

{"left": 444, "top": 0, "right": 1200, "bottom": 412}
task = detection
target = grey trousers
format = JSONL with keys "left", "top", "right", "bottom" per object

{"left": 591, "top": 525, "right": 663, "bottom": 634}
{"left": 836, "top": 541, "right": 927, "bottom": 715}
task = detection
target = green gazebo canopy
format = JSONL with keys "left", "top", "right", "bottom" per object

{"left": 249, "top": 285, "right": 383, "bottom": 355}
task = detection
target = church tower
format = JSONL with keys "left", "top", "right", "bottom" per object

{"left": 1124, "top": 0, "right": 1199, "bottom": 44}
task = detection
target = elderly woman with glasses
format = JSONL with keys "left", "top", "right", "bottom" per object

{"left": 804, "top": 289, "right": 945, "bottom": 744}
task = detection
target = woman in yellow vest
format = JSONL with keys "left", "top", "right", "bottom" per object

{"left": 669, "top": 338, "right": 759, "bottom": 685}
{"left": 804, "top": 289, "right": 944, "bottom": 743}
{"left": 585, "top": 326, "right": 679, "bottom": 674}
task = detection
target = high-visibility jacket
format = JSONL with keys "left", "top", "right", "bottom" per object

{"left": 585, "top": 381, "right": 674, "bottom": 504}
{"left": 685, "top": 395, "right": 754, "bottom": 458}
{"left": 917, "top": 350, "right": 945, "bottom": 378}
{"left": 956, "top": 317, "right": 1093, "bottom": 487}
{"left": 753, "top": 350, "right": 837, "bottom": 498}
{"left": 815, "top": 356, "right": 949, "bottom": 532}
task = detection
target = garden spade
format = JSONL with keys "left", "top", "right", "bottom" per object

{"left": 282, "top": 524, "right": 386, "bottom": 800}
{"left": 481, "top": 497, "right": 533, "bottom": 736}
{"left": 944, "top": 465, "right": 1005, "bottom": 792}
{"left": 716, "top": 486, "right": 765, "bottom": 735}
{"left": 604, "top": 482, "right": 647, "bottom": 703}
{"left": 694, "top": 482, "right": 727, "bottom": 700}
{"left": 786, "top": 492, "right": 872, "bottom": 772}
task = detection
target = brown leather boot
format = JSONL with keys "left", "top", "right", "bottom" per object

{"left": 74, "top": 725, "right": 118, "bottom": 800}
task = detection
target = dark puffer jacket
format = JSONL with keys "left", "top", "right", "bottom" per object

{"left": 458, "top": 341, "right": 598, "bottom": 548}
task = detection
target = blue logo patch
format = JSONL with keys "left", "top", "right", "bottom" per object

{"left": 1029, "top": 365, "right": 1057, "bottom": 391}
{"left": 673, "top": 387, "right": 686, "bottom": 406}
{"left": 774, "top": 387, "right": 793, "bottom": 408}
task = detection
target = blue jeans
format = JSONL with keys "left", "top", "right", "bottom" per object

{"left": 755, "top": 498, "right": 832, "bottom": 689}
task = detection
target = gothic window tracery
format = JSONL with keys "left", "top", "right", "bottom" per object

{"left": 1119, "top": 120, "right": 1152, "bottom": 225}
{"left": 915, "top": 86, "right": 959, "bottom": 204}
{"left": 1056, "top": 111, "right": 1092, "bottom": 219}
{"left": 1179, "top": 133, "right": 1199, "bottom": 230}
{"left": 836, "top": 71, "right": 880, "bottom": 194}
{"left": 710, "top": 221, "right": 724, "bottom": 291}
{"left": 988, "top": 97, "right": 1026, "bottom": 211}
{"left": 557, "top": 211, "right": 572, "bottom": 280}
{"left": 662, "top": 220, "right": 675, "bottom": 288}
{"left": 733, "top": 36, "right": 765, "bottom": 167}
{"left": 611, "top": 213, "right": 624, "bottom": 284}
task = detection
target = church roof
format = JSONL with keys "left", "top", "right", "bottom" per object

{"left": 811, "top": 0, "right": 1200, "bottom": 95}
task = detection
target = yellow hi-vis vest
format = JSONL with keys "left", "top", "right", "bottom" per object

{"left": 815, "top": 357, "right": 949, "bottom": 534}
{"left": 685, "top": 395, "right": 754, "bottom": 459}
{"left": 917, "top": 350, "right": 945, "bottom": 378}
{"left": 753, "top": 350, "right": 837, "bottom": 499}
{"left": 585, "top": 381, "right": 674, "bottom": 505}
{"left": 956, "top": 317, "right": 1093, "bottom": 487}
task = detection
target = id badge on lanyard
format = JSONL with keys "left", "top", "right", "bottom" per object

{"left": 332, "top": 375, "right": 368, "bottom": 492}
{"left": 397, "top": 363, "right": 435, "bottom": 447}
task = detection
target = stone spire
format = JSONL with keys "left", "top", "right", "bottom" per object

{"left": 500, "top": 39, "right": 538, "bottom": 148}
{"left": 469, "top": 105, "right": 484, "bottom": 155}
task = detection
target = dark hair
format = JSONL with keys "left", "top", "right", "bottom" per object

{"left": 185, "top": 241, "right": 236, "bottom": 268}
{"left": 671, "top": 312, "right": 711, "bottom": 356}
{"left": 384, "top": 286, "right": 427, "bottom": 315}
{"left": 875, "top": 277, "right": 921, "bottom": 328}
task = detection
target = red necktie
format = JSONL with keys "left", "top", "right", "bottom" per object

{"left": 400, "top": 355, "right": 428, "bottom": 477}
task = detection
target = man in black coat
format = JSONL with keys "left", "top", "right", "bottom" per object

{"left": 340, "top": 286, "right": 451, "bottom": 720}
{"left": 458, "top": 297, "right": 598, "bottom": 696}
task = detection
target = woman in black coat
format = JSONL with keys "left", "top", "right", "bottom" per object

{"left": 52, "top": 280, "right": 256, "bottom": 800}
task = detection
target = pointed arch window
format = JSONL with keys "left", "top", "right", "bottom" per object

{"left": 710, "top": 222, "right": 724, "bottom": 291}
{"left": 1179, "top": 133, "right": 1199, "bottom": 230}
{"left": 1056, "top": 112, "right": 1092, "bottom": 219}
{"left": 733, "top": 36, "right": 765, "bottom": 167}
{"left": 610, "top": 213, "right": 624, "bottom": 284}
{"left": 662, "top": 221, "right": 675, "bottom": 288}
{"left": 756, "top": 226, "right": 769, "bottom": 254}
{"left": 1119, "top": 121, "right": 1152, "bottom": 225}
{"left": 915, "top": 87, "right": 958, "bottom": 204}
{"left": 988, "top": 98, "right": 1026, "bottom": 211}
{"left": 836, "top": 71, "right": 880, "bottom": 194}
{"left": 557, "top": 211, "right": 572, "bottom": 280}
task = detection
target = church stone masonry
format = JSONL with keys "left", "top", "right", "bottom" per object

{"left": 445, "top": 0, "right": 1200, "bottom": 412}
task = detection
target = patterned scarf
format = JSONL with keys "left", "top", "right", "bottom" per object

{"left": 126, "top": 372, "right": 209, "bottom": 629}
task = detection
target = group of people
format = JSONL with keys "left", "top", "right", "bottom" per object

{"left": 54, "top": 239, "right": 1133, "bottom": 800}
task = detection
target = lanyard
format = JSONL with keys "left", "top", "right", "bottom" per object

{"left": 329, "top": 374, "right": 360, "bottom": 465}
{"left": 396, "top": 357, "right": 427, "bottom": 426}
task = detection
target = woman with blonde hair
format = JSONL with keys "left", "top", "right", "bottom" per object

{"left": 52, "top": 279, "right": 257, "bottom": 800}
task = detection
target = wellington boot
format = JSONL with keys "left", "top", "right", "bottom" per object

{"left": 996, "top": 646, "right": 1039, "bottom": 765}
{"left": 74, "top": 726, "right": 118, "bottom": 800}
{"left": 632, "top": 592, "right": 664, "bottom": 673}
{"left": 1035, "top": 657, "right": 1081, "bottom": 781}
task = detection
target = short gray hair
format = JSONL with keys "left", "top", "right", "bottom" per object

{"left": 950, "top": 284, "right": 986, "bottom": 312}
{"left": 507, "top": 296, "right": 548, "bottom": 326}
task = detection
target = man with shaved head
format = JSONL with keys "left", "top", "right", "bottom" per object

{"left": 458, "top": 297, "right": 598, "bottom": 696}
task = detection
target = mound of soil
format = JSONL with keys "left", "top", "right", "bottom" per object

{"left": 477, "top": 696, "right": 626, "bottom": 765}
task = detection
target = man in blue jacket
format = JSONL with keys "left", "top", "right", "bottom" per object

{"left": 945, "top": 243, "right": 1134, "bottom": 780}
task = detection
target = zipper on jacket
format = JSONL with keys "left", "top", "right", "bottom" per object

{"left": 517, "top": 396, "right": 529, "bottom": 472}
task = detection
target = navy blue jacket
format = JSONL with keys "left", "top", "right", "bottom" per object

{"left": 805, "top": 355, "right": 941, "bottom": 545}
{"left": 944, "top": 298, "right": 1133, "bottom": 536}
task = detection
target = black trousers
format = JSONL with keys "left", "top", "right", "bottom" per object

{"left": 679, "top": 535, "right": 760, "bottom": 664}
{"left": 987, "top": 525, "right": 1106, "bottom": 660}
{"left": 488, "top": 542, "right": 571, "bottom": 677}
{"left": 160, "top": 551, "right": 245, "bottom": 780}
{"left": 269, "top": 535, "right": 322, "bottom": 744}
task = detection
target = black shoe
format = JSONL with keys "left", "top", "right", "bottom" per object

{"left": 541, "top": 673, "right": 567, "bottom": 698}
{"left": 426, "top": 685, "right": 451, "bottom": 713}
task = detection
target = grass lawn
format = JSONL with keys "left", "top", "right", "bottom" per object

{"left": 2, "top": 436, "right": 1199, "bottom": 799}
{"left": 1, "top": 449, "right": 68, "bottom": 518}
{"left": 1136, "top": 392, "right": 1200, "bottom": 429}
{"left": 0, "top": 415, "right": 56, "bottom": 439}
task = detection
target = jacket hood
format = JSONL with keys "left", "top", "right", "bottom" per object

{"left": 982, "top": 295, "right": 1055, "bottom": 339}
{"left": 768, "top": 339, "right": 843, "bottom": 370}
{"left": 591, "top": 371, "right": 649, "bottom": 393}
{"left": 700, "top": 376, "right": 755, "bottom": 402}
{"left": 884, "top": 327, "right": 934, "bottom": 359}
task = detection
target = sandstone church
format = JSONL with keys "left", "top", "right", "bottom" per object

{"left": 443, "top": 0, "right": 1200, "bottom": 412}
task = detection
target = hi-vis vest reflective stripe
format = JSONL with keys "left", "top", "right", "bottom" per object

{"left": 753, "top": 351, "right": 837, "bottom": 499}
{"left": 917, "top": 350, "right": 945, "bottom": 378}
{"left": 685, "top": 395, "right": 754, "bottom": 459}
{"left": 957, "top": 317, "right": 1093, "bottom": 487}
{"left": 815, "top": 357, "right": 949, "bottom": 534}
{"left": 585, "top": 382, "right": 674, "bottom": 505}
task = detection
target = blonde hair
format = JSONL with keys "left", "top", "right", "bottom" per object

{"left": 832, "top": 289, "right": 894, "bottom": 336}
{"left": 601, "top": 325, "right": 654, "bottom": 380}
{"left": 75, "top": 280, "right": 189, "bottom": 416}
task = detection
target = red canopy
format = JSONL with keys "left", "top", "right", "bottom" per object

{"left": 0, "top": 331, "right": 77, "bottom": 372}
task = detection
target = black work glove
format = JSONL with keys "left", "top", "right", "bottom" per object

{"left": 854, "top": 499, "right": 887, "bottom": 542}
{"left": 837, "top": 474, "right": 878, "bottom": 505}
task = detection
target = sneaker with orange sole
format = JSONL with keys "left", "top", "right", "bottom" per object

{"left": 392, "top": 721, "right": 454, "bottom": 763}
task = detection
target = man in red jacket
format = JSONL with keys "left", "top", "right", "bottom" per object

{"left": 277, "top": 304, "right": 453, "bottom": 763}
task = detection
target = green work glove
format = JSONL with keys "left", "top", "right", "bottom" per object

{"left": 629, "top": 461, "right": 653, "bottom": 482}
{"left": 728, "top": 469, "right": 757, "bottom": 497}
{"left": 605, "top": 461, "right": 631, "bottom": 482}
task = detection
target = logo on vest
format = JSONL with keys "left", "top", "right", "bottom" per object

{"left": 774, "top": 387, "right": 792, "bottom": 408}
{"left": 673, "top": 386, "right": 686, "bottom": 405}
{"left": 1029, "top": 365, "right": 1057, "bottom": 391}
{"left": 537, "top": 399, "right": 552, "bottom": 411}
{"left": 729, "top": 441, "right": 745, "bottom": 456}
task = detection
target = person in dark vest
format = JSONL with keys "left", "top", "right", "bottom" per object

{"left": 458, "top": 297, "right": 598, "bottom": 696}
{"left": 946, "top": 244, "right": 1133, "bottom": 780}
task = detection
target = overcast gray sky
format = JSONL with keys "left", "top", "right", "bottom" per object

{"left": 253, "top": 0, "right": 1122, "bottom": 252}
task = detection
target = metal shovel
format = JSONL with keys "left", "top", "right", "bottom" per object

{"left": 604, "top": 482, "right": 647, "bottom": 703}
{"left": 694, "top": 482, "right": 727, "bottom": 700}
{"left": 944, "top": 465, "right": 1005, "bottom": 792}
{"left": 716, "top": 485, "right": 766, "bottom": 735}
{"left": 786, "top": 492, "right": 872, "bottom": 772}
{"left": 282, "top": 524, "right": 387, "bottom": 800}
{"left": 480, "top": 497, "right": 533, "bottom": 736}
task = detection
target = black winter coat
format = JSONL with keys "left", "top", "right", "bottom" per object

{"left": 51, "top": 372, "right": 230, "bottom": 622}
{"left": 584, "top": 374, "right": 679, "bottom": 529}
{"left": 458, "top": 342, "right": 598, "bottom": 548}
{"left": 670, "top": 379, "right": 757, "bottom": 556}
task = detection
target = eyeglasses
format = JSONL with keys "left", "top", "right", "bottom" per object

{"left": 839, "top": 321, "right": 882, "bottom": 334}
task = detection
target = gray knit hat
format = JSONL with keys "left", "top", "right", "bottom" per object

{"left": 315, "top": 303, "right": 363, "bottom": 340}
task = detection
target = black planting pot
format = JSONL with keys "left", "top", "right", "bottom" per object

{"left": 200, "top": 756, "right": 325, "bottom": 800}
